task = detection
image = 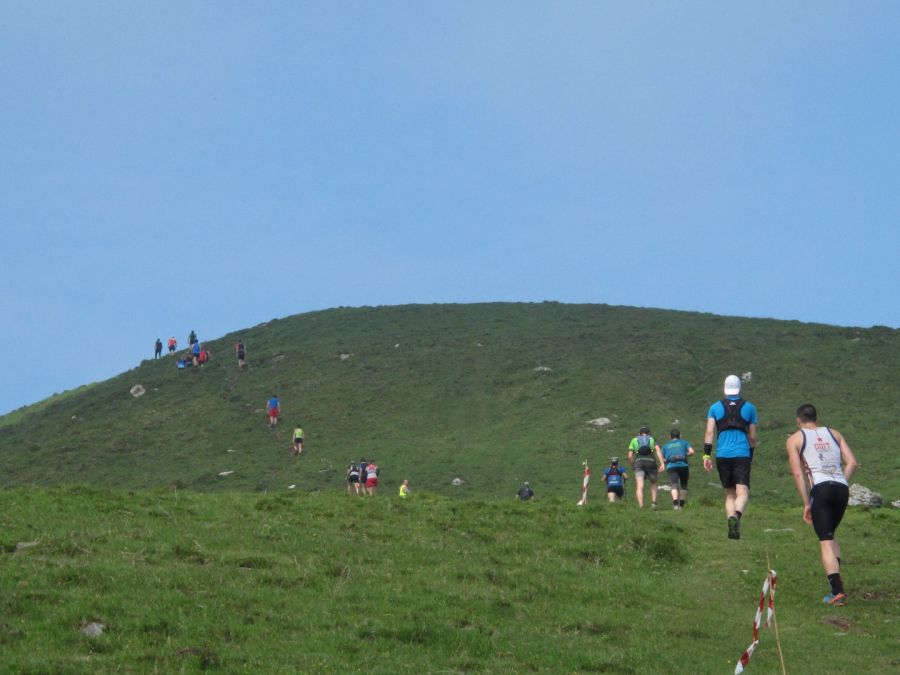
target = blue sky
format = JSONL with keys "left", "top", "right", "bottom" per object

{"left": 2, "top": 2, "right": 899, "bottom": 415}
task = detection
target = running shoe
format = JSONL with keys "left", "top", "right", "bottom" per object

{"left": 823, "top": 593, "right": 847, "bottom": 606}
{"left": 727, "top": 516, "right": 740, "bottom": 539}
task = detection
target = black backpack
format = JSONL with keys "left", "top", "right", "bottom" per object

{"left": 715, "top": 398, "right": 750, "bottom": 434}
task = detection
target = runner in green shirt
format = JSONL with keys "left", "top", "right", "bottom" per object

{"left": 627, "top": 426, "right": 660, "bottom": 509}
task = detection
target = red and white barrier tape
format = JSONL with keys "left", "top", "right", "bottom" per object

{"left": 735, "top": 569, "right": 777, "bottom": 674}
{"left": 576, "top": 462, "right": 590, "bottom": 506}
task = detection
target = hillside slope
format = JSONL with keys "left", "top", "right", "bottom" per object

{"left": 1, "top": 303, "right": 898, "bottom": 501}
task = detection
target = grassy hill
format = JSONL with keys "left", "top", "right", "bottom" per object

{"left": 1, "top": 487, "right": 898, "bottom": 673}
{"left": 1, "top": 303, "right": 898, "bottom": 503}
{"left": 2, "top": 304, "right": 898, "bottom": 673}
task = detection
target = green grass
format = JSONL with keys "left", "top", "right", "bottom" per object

{"left": 1, "top": 303, "right": 898, "bottom": 504}
{"left": 1, "top": 487, "right": 897, "bottom": 673}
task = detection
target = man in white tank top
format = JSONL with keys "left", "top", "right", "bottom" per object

{"left": 786, "top": 403, "right": 859, "bottom": 606}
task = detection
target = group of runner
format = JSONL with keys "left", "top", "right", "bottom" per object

{"left": 595, "top": 374, "right": 859, "bottom": 607}
{"left": 345, "top": 458, "right": 383, "bottom": 496}
{"left": 605, "top": 425, "right": 697, "bottom": 510}
{"left": 154, "top": 332, "right": 246, "bottom": 370}
{"left": 157, "top": 348, "right": 860, "bottom": 608}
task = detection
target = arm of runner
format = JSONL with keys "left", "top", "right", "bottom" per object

{"left": 703, "top": 418, "right": 716, "bottom": 471}
{"left": 747, "top": 422, "right": 758, "bottom": 455}
{"left": 686, "top": 443, "right": 695, "bottom": 457}
{"left": 785, "top": 432, "right": 813, "bottom": 525}
{"left": 834, "top": 428, "right": 858, "bottom": 482}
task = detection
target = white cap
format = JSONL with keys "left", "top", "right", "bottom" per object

{"left": 724, "top": 374, "right": 742, "bottom": 396}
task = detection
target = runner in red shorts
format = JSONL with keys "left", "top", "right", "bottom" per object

{"left": 267, "top": 395, "right": 280, "bottom": 427}
{"left": 364, "top": 461, "right": 379, "bottom": 496}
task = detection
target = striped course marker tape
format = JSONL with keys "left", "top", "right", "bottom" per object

{"left": 576, "top": 461, "right": 590, "bottom": 506}
{"left": 735, "top": 569, "right": 777, "bottom": 674}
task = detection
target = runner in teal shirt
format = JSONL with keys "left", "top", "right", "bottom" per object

{"left": 660, "top": 429, "right": 694, "bottom": 509}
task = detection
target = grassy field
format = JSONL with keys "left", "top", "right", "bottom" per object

{"left": 1, "top": 487, "right": 897, "bottom": 673}
{"left": 1, "top": 303, "right": 898, "bottom": 503}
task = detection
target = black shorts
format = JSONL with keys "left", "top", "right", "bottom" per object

{"left": 716, "top": 457, "right": 751, "bottom": 489}
{"left": 667, "top": 467, "right": 689, "bottom": 490}
{"left": 633, "top": 459, "right": 657, "bottom": 480}
{"left": 606, "top": 485, "right": 624, "bottom": 496}
{"left": 348, "top": 475, "right": 360, "bottom": 484}
{"left": 810, "top": 481, "right": 849, "bottom": 541}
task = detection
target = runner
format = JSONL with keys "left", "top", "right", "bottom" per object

{"left": 603, "top": 457, "right": 628, "bottom": 502}
{"left": 786, "top": 403, "right": 858, "bottom": 606}
{"left": 292, "top": 425, "right": 304, "bottom": 455}
{"left": 627, "top": 426, "right": 660, "bottom": 509}
{"left": 235, "top": 339, "right": 246, "bottom": 368}
{"left": 659, "top": 429, "right": 695, "bottom": 510}
{"left": 267, "top": 395, "right": 280, "bottom": 427}
{"left": 364, "top": 460, "right": 379, "bottom": 496}
{"left": 703, "top": 375, "right": 759, "bottom": 539}
{"left": 347, "top": 461, "right": 362, "bottom": 495}
{"left": 154, "top": 338, "right": 162, "bottom": 359}
{"left": 167, "top": 336, "right": 177, "bottom": 354}
{"left": 399, "top": 479, "right": 411, "bottom": 499}
{"left": 191, "top": 340, "right": 201, "bottom": 367}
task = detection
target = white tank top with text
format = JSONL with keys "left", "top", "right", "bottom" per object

{"left": 800, "top": 427, "right": 848, "bottom": 487}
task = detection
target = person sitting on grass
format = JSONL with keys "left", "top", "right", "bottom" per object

{"left": 517, "top": 482, "right": 534, "bottom": 501}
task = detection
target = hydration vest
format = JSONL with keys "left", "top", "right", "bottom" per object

{"left": 715, "top": 398, "right": 749, "bottom": 434}
{"left": 636, "top": 434, "right": 653, "bottom": 456}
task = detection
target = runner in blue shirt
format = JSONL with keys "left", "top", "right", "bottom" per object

{"left": 703, "top": 375, "right": 758, "bottom": 539}
{"left": 267, "top": 395, "right": 280, "bottom": 428}
{"left": 603, "top": 457, "right": 628, "bottom": 502}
